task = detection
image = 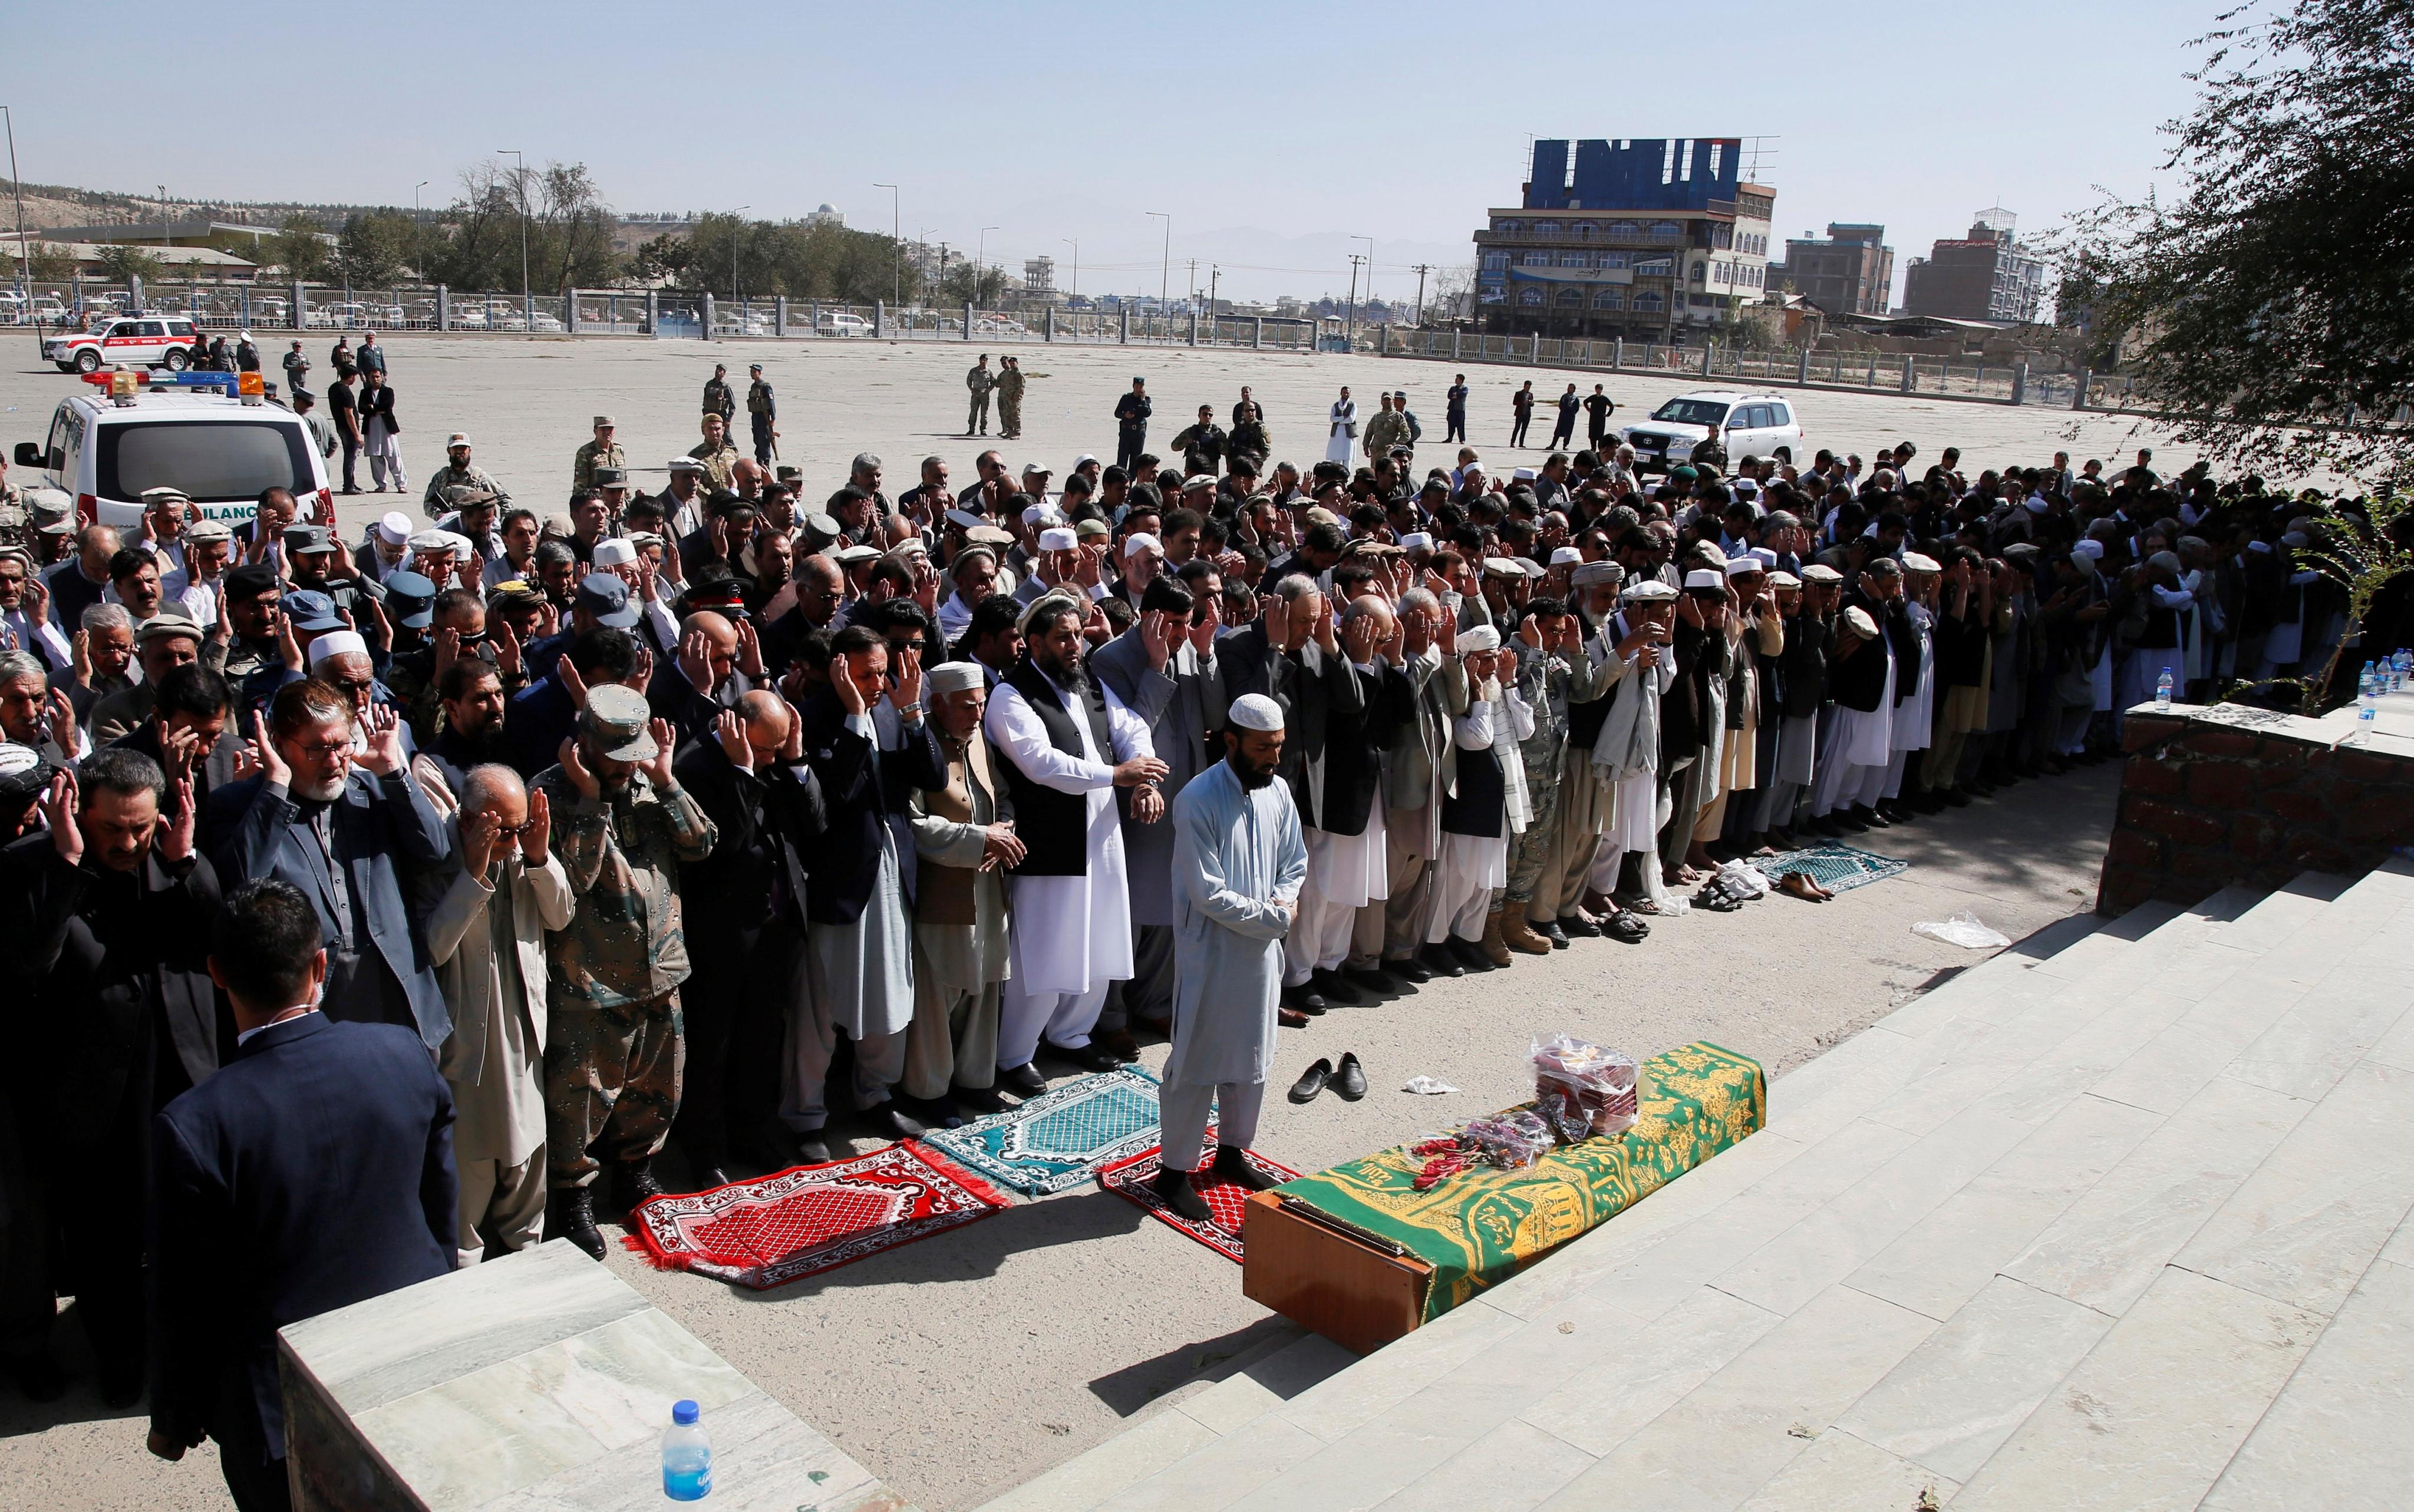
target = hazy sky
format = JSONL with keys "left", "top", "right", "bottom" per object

{"left": 1, "top": 0, "right": 2215, "bottom": 305}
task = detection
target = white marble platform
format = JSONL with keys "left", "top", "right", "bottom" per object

{"left": 979, "top": 860, "right": 2414, "bottom": 1510}
{"left": 279, "top": 1240, "right": 915, "bottom": 1512}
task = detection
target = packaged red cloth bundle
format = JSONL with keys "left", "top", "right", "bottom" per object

{"left": 1529, "top": 1034, "right": 1640, "bottom": 1140}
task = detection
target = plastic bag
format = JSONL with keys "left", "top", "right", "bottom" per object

{"left": 1912, "top": 910, "right": 2012, "bottom": 950}
{"left": 1716, "top": 860, "right": 1772, "bottom": 900}
{"left": 1530, "top": 1034, "right": 1641, "bottom": 1140}
{"left": 1402, "top": 1075, "right": 1460, "bottom": 1096}
{"left": 1462, "top": 1111, "right": 1556, "bottom": 1169}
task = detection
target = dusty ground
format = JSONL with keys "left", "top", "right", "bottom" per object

{"left": 0, "top": 335, "right": 2136, "bottom": 1511}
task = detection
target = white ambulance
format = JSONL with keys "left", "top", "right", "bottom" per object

{"left": 12, "top": 371, "right": 333, "bottom": 530}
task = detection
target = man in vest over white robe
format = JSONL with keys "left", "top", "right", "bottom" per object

{"left": 1159, "top": 692, "right": 1307, "bottom": 1221}
{"left": 984, "top": 592, "right": 1169, "bottom": 1092}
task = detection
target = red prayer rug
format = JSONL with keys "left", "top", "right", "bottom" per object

{"left": 625, "top": 1143, "right": 1010, "bottom": 1289}
{"left": 1099, "top": 1136, "right": 1300, "bottom": 1264}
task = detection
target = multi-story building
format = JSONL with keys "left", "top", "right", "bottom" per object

{"left": 1901, "top": 208, "right": 2047, "bottom": 323}
{"left": 1776, "top": 223, "right": 1894, "bottom": 317}
{"left": 1472, "top": 137, "right": 1775, "bottom": 341}
{"left": 1021, "top": 256, "right": 1057, "bottom": 302}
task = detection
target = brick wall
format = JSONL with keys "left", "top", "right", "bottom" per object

{"left": 2097, "top": 702, "right": 2414, "bottom": 915}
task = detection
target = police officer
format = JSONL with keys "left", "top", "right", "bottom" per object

{"left": 1113, "top": 377, "right": 1152, "bottom": 472}
{"left": 995, "top": 356, "right": 1026, "bottom": 440}
{"left": 689, "top": 415, "right": 743, "bottom": 493}
{"left": 702, "top": 364, "right": 736, "bottom": 428}
{"left": 1446, "top": 373, "right": 1470, "bottom": 444}
{"left": 423, "top": 433, "right": 510, "bottom": 520}
{"left": 745, "top": 365, "right": 778, "bottom": 468}
{"left": 965, "top": 354, "right": 997, "bottom": 437}
{"left": 573, "top": 415, "right": 625, "bottom": 491}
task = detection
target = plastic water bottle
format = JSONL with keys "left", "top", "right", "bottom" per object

{"left": 2360, "top": 670, "right": 2378, "bottom": 722}
{"left": 661, "top": 1399, "right": 711, "bottom": 1501}
{"left": 2155, "top": 670, "right": 2174, "bottom": 710}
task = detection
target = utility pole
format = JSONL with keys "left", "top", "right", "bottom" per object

{"left": 1184, "top": 257, "right": 1199, "bottom": 309}
{"left": 496, "top": 150, "right": 529, "bottom": 298}
{"left": 1061, "top": 237, "right": 1079, "bottom": 305}
{"left": 1, "top": 105, "right": 31, "bottom": 313}
{"left": 730, "top": 204, "right": 750, "bottom": 306}
{"left": 874, "top": 183, "right": 900, "bottom": 306}
{"left": 159, "top": 185, "right": 169, "bottom": 247}
{"left": 1146, "top": 211, "right": 1170, "bottom": 322}
{"left": 1345, "top": 254, "right": 1366, "bottom": 342}
{"left": 1208, "top": 265, "right": 1220, "bottom": 315}
{"left": 1412, "top": 262, "right": 1432, "bottom": 326}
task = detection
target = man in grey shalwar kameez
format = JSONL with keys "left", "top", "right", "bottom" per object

{"left": 1157, "top": 692, "right": 1307, "bottom": 1222}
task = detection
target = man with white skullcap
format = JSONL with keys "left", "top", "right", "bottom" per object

{"left": 1424, "top": 623, "right": 1532, "bottom": 970}
{"left": 1589, "top": 578, "right": 1679, "bottom": 913}
{"left": 1157, "top": 691, "right": 1306, "bottom": 1222}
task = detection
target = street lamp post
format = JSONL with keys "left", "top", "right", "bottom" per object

{"left": 414, "top": 180, "right": 428, "bottom": 282}
{"left": 975, "top": 226, "right": 997, "bottom": 307}
{"left": 1146, "top": 211, "right": 1169, "bottom": 334}
{"left": 873, "top": 183, "right": 899, "bottom": 306}
{"left": 159, "top": 184, "right": 169, "bottom": 248}
{"left": 1061, "top": 237, "right": 1078, "bottom": 306}
{"left": 2, "top": 105, "right": 35, "bottom": 358}
{"left": 730, "top": 205, "right": 750, "bottom": 309}
{"left": 496, "top": 149, "right": 529, "bottom": 299}
{"left": 1353, "top": 233, "right": 1375, "bottom": 337}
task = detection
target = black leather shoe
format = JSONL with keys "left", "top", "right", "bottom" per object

{"left": 1334, "top": 1052, "right": 1368, "bottom": 1101}
{"left": 1153, "top": 1166, "right": 1212, "bottom": 1222}
{"left": 691, "top": 1166, "right": 733, "bottom": 1193}
{"left": 1417, "top": 943, "right": 1466, "bottom": 979}
{"left": 863, "top": 1100, "right": 928, "bottom": 1140}
{"left": 999, "top": 1062, "right": 1048, "bottom": 1097}
{"left": 1447, "top": 937, "right": 1494, "bottom": 972}
{"left": 1311, "top": 968, "right": 1365, "bottom": 1006}
{"left": 1558, "top": 913, "right": 1601, "bottom": 939}
{"left": 796, "top": 1134, "right": 833, "bottom": 1165}
{"left": 1850, "top": 804, "right": 1887, "bottom": 829}
{"left": 614, "top": 1159, "right": 665, "bottom": 1210}
{"left": 1043, "top": 1039, "right": 1124, "bottom": 1074}
{"left": 549, "top": 1187, "right": 607, "bottom": 1261}
{"left": 1092, "top": 1028, "right": 1142, "bottom": 1064}
{"left": 951, "top": 1084, "right": 1008, "bottom": 1115}
{"left": 1288, "top": 1057, "right": 1334, "bottom": 1104}
{"left": 1281, "top": 981, "right": 1328, "bottom": 1016}
{"left": 1212, "top": 1145, "right": 1282, "bottom": 1192}
{"left": 1384, "top": 955, "right": 1433, "bottom": 984}
{"left": 1344, "top": 965, "right": 1400, "bottom": 996}
{"left": 1539, "top": 919, "right": 1570, "bottom": 949}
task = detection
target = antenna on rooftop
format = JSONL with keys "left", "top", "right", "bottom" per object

{"left": 1741, "top": 136, "right": 1780, "bottom": 184}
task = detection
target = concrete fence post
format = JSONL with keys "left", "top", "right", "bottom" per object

{"left": 1254, "top": 317, "right": 1264, "bottom": 351}
{"left": 1796, "top": 348, "right": 1810, "bottom": 385}
{"left": 702, "top": 293, "right": 716, "bottom": 339}
{"left": 2011, "top": 362, "right": 2028, "bottom": 405}
{"left": 774, "top": 296, "right": 787, "bottom": 338}
{"left": 1120, "top": 307, "right": 1130, "bottom": 344}
{"left": 1901, "top": 355, "right": 1915, "bottom": 393}
{"left": 1701, "top": 342, "right": 1715, "bottom": 377}
{"left": 437, "top": 286, "right": 451, "bottom": 331}
{"left": 644, "top": 289, "right": 658, "bottom": 336}
{"left": 2072, "top": 368, "right": 2092, "bottom": 410}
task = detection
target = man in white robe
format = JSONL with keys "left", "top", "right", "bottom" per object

{"left": 984, "top": 593, "right": 1167, "bottom": 1094}
{"left": 1589, "top": 580, "right": 1678, "bottom": 910}
{"left": 1159, "top": 693, "right": 1307, "bottom": 1221}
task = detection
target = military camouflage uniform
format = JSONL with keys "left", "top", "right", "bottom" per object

{"left": 0, "top": 480, "right": 27, "bottom": 557}
{"left": 421, "top": 462, "right": 509, "bottom": 519}
{"left": 687, "top": 438, "right": 741, "bottom": 492}
{"left": 994, "top": 365, "right": 1026, "bottom": 439}
{"left": 964, "top": 362, "right": 996, "bottom": 435}
{"left": 533, "top": 765, "right": 718, "bottom": 1189}
{"left": 1362, "top": 407, "right": 1412, "bottom": 462}
{"left": 573, "top": 440, "right": 626, "bottom": 491}
{"left": 1503, "top": 638, "right": 1616, "bottom": 910}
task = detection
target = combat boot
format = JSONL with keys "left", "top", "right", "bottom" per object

{"left": 1479, "top": 907, "right": 1515, "bottom": 968}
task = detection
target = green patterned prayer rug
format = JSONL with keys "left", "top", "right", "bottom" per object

{"left": 1755, "top": 843, "right": 1908, "bottom": 894}
{"left": 1272, "top": 1042, "right": 1766, "bottom": 1321}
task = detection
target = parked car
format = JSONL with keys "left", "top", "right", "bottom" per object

{"left": 43, "top": 316, "right": 209, "bottom": 374}
{"left": 816, "top": 311, "right": 873, "bottom": 337}
{"left": 1619, "top": 389, "right": 1806, "bottom": 473}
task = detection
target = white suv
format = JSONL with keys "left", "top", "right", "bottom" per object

{"left": 15, "top": 379, "right": 332, "bottom": 530}
{"left": 1620, "top": 390, "right": 1805, "bottom": 474}
{"left": 44, "top": 315, "right": 209, "bottom": 374}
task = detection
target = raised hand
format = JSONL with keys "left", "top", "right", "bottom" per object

{"left": 357, "top": 702, "right": 404, "bottom": 775}
{"left": 913, "top": 562, "right": 942, "bottom": 614}
{"left": 714, "top": 708, "right": 755, "bottom": 772}
{"left": 71, "top": 628, "right": 93, "bottom": 688}
{"left": 276, "top": 609, "right": 304, "bottom": 672}
{"left": 460, "top": 804, "right": 504, "bottom": 878}
{"left": 1343, "top": 608, "right": 1380, "bottom": 664}
{"left": 640, "top": 717, "right": 677, "bottom": 789}
{"left": 433, "top": 624, "right": 461, "bottom": 681}
{"left": 1139, "top": 608, "right": 1173, "bottom": 669}
{"left": 778, "top": 698, "right": 806, "bottom": 761}
{"left": 557, "top": 653, "right": 591, "bottom": 711}
{"left": 1188, "top": 594, "right": 1220, "bottom": 655}
{"left": 734, "top": 616, "right": 766, "bottom": 679}
{"left": 892, "top": 645, "right": 924, "bottom": 713}
{"left": 558, "top": 735, "right": 601, "bottom": 799}
{"left": 161, "top": 775, "right": 197, "bottom": 861}
{"left": 1258, "top": 594, "right": 1288, "bottom": 652}
{"left": 1314, "top": 597, "right": 1339, "bottom": 655}
{"left": 41, "top": 768, "right": 81, "bottom": 865}
{"left": 522, "top": 785, "right": 552, "bottom": 860}
{"left": 494, "top": 617, "right": 523, "bottom": 679}
{"left": 45, "top": 688, "right": 75, "bottom": 758}
{"left": 678, "top": 628, "right": 714, "bottom": 694}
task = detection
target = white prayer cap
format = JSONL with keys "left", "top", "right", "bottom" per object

{"left": 1123, "top": 531, "right": 1163, "bottom": 559}
{"left": 1901, "top": 552, "right": 1943, "bottom": 574}
{"left": 1723, "top": 555, "right": 1764, "bottom": 578}
{"left": 2073, "top": 539, "right": 2106, "bottom": 562}
{"left": 1512, "top": 467, "right": 1538, "bottom": 481}
{"left": 1228, "top": 693, "right": 1285, "bottom": 732}
{"left": 1399, "top": 531, "right": 1433, "bottom": 552}
{"left": 2024, "top": 496, "right": 2052, "bottom": 514}
{"left": 591, "top": 537, "right": 638, "bottom": 569}
{"left": 927, "top": 661, "right": 987, "bottom": 696}
{"left": 1571, "top": 561, "right": 1622, "bottom": 587}
{"left": 1843, "top": 606, "right": 1879, "bottom": 639}
{"left": 834, "top": 544, "right": 883, "bottom": 566}
{"left": 374, "top": 511, "right": 414, "bottom": 546}
{"left": 1683, "top": 568, "right": 1727, "bottom": 590}
{"left": 1456, "top": 625, "right": 1503, "bottom": 652}
{"left": 1022, "top": 504, "right": 1048, "bottom": 524}
{"left": 1038, "top": 527, "right": 1079, "bottom": 552}
{"left": 1766, "top": 570, "right": 1802, "bottom": 589}
{"left": 306, "top": 630, "right": 368, "bottom": 668}
{"left": 1750, "top": 547, "right": 1778, "bottom": 568}
{"left": 1549, "top": 546, "right": 1582, "bottom": 566}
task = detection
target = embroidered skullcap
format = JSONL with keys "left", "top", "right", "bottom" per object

{"left": 591, "top": 537, "right": 638, "bottom": 568}
{"left": 1456, "top": 624, "right": 1503, "bottom": 652}
{"left": 1038, "top": 527, "right": 1079, "bottom": 552}
{"left": 306, "top": 630, "right": 368, "bottom": 668}
{"left": 1723, "top": 555, "right": 1764, "bottom": 577}
{"left": 1228, "top": 693, "right": 1285, "bottom": 732}
{"left": 926, "top": 661, "right": 987, "bottom": 696}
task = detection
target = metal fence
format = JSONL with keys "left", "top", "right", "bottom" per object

{"left": 3, "top": 276, "right": 2134, "bottom": 411}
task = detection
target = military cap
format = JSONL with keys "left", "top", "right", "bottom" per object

{"left": 684, "top": 579, "right": 749, "bottom": 617}
{"left": 574, "top": 572, "right": 640, "bottom": 629}
{"left": 446, "top": 484, "right": 499, "bottom": 510}
{"left": 283, "top": 523, "right": 337, "bottom": 555}
{"left": 774, "top": 465, "right": 803, "bottom": 485}
{"left": 593, "top": 467, "right": 629, "bottom": 488}
{"left": 222, "top": 563, "right": 280, "bottom": 601}
{"left": 593, "top": 415, "right": 616, "bottom": 428}
{"left": 581, "top": 684, "right": 658, "bottom": 762}
{"left": 283, "top": 589, "right": 344, "bottom": 633}
{"left": 383, "top": 570, "right": 440, "bottom": 629}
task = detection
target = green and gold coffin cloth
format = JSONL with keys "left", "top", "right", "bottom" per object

{"left": 1272, "top": 1041, "right": 1766, "bottom": 1321}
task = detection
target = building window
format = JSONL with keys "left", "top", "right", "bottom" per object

{"left": 1560, "top": 252, "right": 1589, "bottom": 268}
{"left": 1577, "top": 222, "right": 1596, "bottom": 239}
{"left": 1522, "top": 252, "right": 1549, "bottom": 268}
{"left": 1633, "top": 290, "right": 1664, "bottom": 312}
{"left": 1634, "top": 257, "right": 1673, "bottom": 276}
{"left": 1556, "top": 289, "right": 1583, "bottom": 307}
{"left": 1608, "top": 221, "right": 1640, "bottom": 240}
{"left": 1496, "top": 220, "right": 1523, "bottom": 236}
{"left": 1481, "top": 251, "right": 1508, "bottom": 271}
{"left": 1600, "top": 251, "right": 1630, "bottom": 270}
{"left": 1713, "top": 226, "right": 1732, "bottom": 249}
{"left": 1648, "top": 221, "right": 1681, "bottom": 241}
{"left": 1690, "top": 263, "right": 1707, "bottom": 285}
{"left": 1535, "top": 222, "right": 1559, "bottom": 239}
{"left": 1594, "top": 289, "right": 1624, "bottom": 309}
{"left": 1519, "top": 288, "right": 1546, "bottom": 307}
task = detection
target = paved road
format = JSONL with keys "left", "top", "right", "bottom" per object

{"left": 0, "top": 335, "right": 2139, "bottom": 1512}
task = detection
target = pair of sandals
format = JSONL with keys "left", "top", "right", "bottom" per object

{"left": 1775, "top": 871, "right": 1836, "bottom": 903}
{"left": 1691, "top": 874, "right": 1752, "bottom": 913}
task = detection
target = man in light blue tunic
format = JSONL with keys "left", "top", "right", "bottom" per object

{"left": 1158, "top": 692, "right": 1307, "bottom": 1221}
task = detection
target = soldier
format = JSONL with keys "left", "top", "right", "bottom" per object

{"left": 688, "top": 414, "right": 742, "bottom": 493}
{"left": 572, "top": 415, "right": 625, "bottom": 492}
{"left": 1362, "top": 394, "right": 1411, "bottom": 464}
{"left": 1113, "top": 377, "right": 1152, "bottom": 472}
{"left": 701, "top": 364, "right": 736, "bottom": 428}
{"left": 422, "top": 433, "right": 510, "bottom": 520}
{"left": 965, "top": 353, "right": 997, "bottom": 437}
{"left": 0, "top": 451, "right": 27, "bottom": 558}
{"left": 1172, "top": 405, "right": 1228, "bottom": 478}
{"left": 532, "top": 684, "right": 717, "bottom": 1259}
{"left": 744, "top": 364, "right": 778, "bottom": 468}
{"left": 994, "top": 356, "right": 1026, "bottom": 440}
{"left": 1229, "top": 387, "right": 1269, "bottom": 467}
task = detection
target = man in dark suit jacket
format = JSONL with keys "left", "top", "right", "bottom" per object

{"left": 1, "top": 747, "right": 219, "bottom": 1404}
{"left": 147, "top": 879, "right": 456, "bottom": 1512}
{"left": 206, "top": 678, "right": 453, "bottom": 1050}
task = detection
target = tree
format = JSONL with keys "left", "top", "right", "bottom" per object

{"left": 337, "top": 211, "right": 418, "bottom": 288}
{"left": 2059, "top": 0, "right": 2414, "bottom": 490}
{"left": 91, "top": 244, "right": 164, "bottom": 283}
{"left": 24, "top": 242, "right": 78, "bottom": 283}
{"left": 266, "top": 213, "right": 335, "bottom": 282}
